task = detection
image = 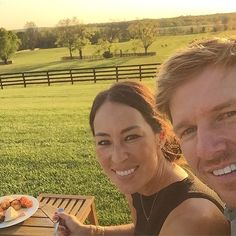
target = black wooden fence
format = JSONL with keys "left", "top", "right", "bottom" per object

{"left": 0, "top": 63, "right": 160, "bottom": 89}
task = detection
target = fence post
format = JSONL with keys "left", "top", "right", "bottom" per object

{"left": 22, "top": 73, "right": 26, "bottom": 87}
{"left": 47, "top": 71, "right": 50, "bottom": 86}
{"left": 0, "top": 76, "right": 3, "bottom": 89}
{"left": 139, "top": 65, "right": 142, "bottom": 81}
{"left": 70, "top": 69, "right": 74, "bottom": 84}
{"left": 93, "top": 68, "right": 96, "bottom": 83}
{"left": 115, "top": 66, "right": 119, "bottom": 82}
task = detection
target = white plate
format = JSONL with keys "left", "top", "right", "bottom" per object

{"left": 0, "top": 194, "right": 39, "bottom": 228}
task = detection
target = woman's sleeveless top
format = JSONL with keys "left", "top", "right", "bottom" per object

{"left": 132, "top": 169, "right": 224, "bottom": 236}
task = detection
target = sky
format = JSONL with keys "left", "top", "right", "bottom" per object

{"left": 1, "top": 0, "right": 236, "bottom": 30}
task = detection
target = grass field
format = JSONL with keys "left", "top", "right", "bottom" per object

{"left": 1, "top": 30, "right": 236, "bottom": 74}
{"left": 0, "top": 79, "right": 155, "bottom": 226}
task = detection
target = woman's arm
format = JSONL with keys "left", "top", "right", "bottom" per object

{"left": 159, "top": 198, "right": 230, "bottom": 236}
{"left": 90, "top": 223, "right": 134, "bottom": 236}
{"left": 55, "top": 194, "right": 136, "bottom": 236}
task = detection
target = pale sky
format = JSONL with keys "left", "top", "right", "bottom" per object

{"left": 1, "top": 0, "right": 236, "bottom": 30}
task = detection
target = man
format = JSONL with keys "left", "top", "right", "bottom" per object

{"left": 156, "top": 38, "right": 236, "bottom": 233}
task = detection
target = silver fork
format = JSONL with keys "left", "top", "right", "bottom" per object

{"left": 54, "top": 208, "right": 64, "bottom": 236}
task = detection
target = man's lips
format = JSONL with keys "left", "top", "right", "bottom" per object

{"left": 213, "top": 163, "right": 236, "bottom": 176}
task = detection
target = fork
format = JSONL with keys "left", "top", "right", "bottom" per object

{"left": 54, "top": 208, "right": 64, "bottom": 236}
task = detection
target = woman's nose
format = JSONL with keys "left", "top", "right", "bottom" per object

{"left": 111, "top": 143, "right": 128, "bottom": 163}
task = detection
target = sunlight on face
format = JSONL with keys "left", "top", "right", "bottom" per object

{"left": 170, "top": 65, "right": 236, "bottom": 207}
{"left": 93, "top": 101, "right": 160, "bottom": 195}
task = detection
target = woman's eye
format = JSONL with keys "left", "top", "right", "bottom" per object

{"left": 180, "top": 127, "right": 197, "bottom": 139}
{"left": 125, "top": 134, "right": 141, "bottom": 141}
{"left": 97, "top": 140, "right": 111, "bottom": 146}
{"left": 217, "top": 111, "right": 236, "bottom": 121}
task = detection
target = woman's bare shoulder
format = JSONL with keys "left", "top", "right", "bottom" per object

{"left": 159, "top": 198, "right": 230, "bottom": 236}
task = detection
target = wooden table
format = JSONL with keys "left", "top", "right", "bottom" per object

{"left": 0, "top": 194, "right": 98, "bottom": 236}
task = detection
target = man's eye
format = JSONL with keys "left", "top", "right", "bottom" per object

{"left": 180, "top": 127, "right": 197, "bottom": 139}
{"left": 217, "top": 111, "right": 236, "bottom": 121}
{"left": 97, "top": 140, "right": 111, "bottom": 146}
{"left": 125, "top": 134, "right": 141, "bottom": 141}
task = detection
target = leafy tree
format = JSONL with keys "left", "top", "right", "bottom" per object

{"left": 75, "top": 26, "right": 91, "bottom": 59}
{"left": 130, "top": 39, "right": 141, "bottom": 53}
{"left": 24, "top": 21, "right": 39, "bottom": 50}
{"left": 97, "top": 39, "right": 112, "bottom": 53}
{"left": 75, "top": 37, "right": 90, "bottom": 59}
{"left": 221, "top": 16, "right": 229, "bottom": 30}
{"left": 16, "top": 31, "right": 28, "bottom": 50}
{"left": 56, "top": 17, "right": 78, "bottom": 58}
{"left": 101, "top": 22, "right": 121, "bottom": 43}
{"left": 0, "top": 28, "right": 20, "bottom": 64}
{"left": 89, "top": 28, "right": 102, "bottom": 44}
{"left": 37, "top": 29, "right": 57, "bottom": 48}
{"left": 56, "top": 17, "right": 90, "bottom": 59}
{"left": 128, "top": 20, "right": 158, "bottom": 54}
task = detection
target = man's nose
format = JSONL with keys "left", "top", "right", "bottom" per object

{"left": 196, "top": 127, "right": 227, "bottom": 160}
{"left": 111, "top": 143, "right": 128, "bottom": 163}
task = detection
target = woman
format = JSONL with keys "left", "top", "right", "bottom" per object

{"left": 55, "top": 81, "right": 229, "bottom": 236}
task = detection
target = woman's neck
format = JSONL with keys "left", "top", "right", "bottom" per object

{"left": 139, "top": 162, "right": 188, "bottom": 196}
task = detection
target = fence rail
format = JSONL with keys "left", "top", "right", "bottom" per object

{"left": 0, "top": 63, "right": 160, "bottom": 89}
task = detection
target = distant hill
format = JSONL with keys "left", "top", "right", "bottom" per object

{"left": 87, "top": 12, "right": 236, "bottom": 29}
{"left": 13, "top": 11, "right": 236, "bottom": 33}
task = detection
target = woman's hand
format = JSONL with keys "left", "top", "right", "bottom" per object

{"left": 54, "top": 212, "right": 91, "bottom": 236}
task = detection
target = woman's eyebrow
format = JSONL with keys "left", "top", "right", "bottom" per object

{"left": 95, "top": 125, "right": 140, "bottom": 137}
{"left": 121, "top": 125, "right": 140, "bottom": 134}
{"left": 95, "top": 132, "right": 109, "bottom": 137}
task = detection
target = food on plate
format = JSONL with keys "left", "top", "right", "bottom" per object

{"left": 11, "top": 199, "right": 22, "bottom": 211}
{"left": 0, "top": 195, "right": 34, "bottom": 224}
{"left": 19, "top": 196, "right": 33, "bottom": 208}
{"left": 4, "top": 206, "right": 21, "bottom": 222}
{"left": 0, "top": 198, "right": 12, "bottom": 210}
{"left": 0, "top": 212, "right": 5, "bottom": 223}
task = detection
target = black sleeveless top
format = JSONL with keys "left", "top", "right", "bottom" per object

{"left": 132, "top": 169, "right": 224, "bottom": 236}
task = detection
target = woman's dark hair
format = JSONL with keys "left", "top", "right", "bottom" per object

{"left": 89, "top": 81, "right": 181, "bottom": 162}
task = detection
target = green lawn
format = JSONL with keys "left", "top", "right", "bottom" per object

{"left": 0, "top": 79, "right": 155, "bottom": 226}
{"left": 1, "top": 30, "right": 236, "bottom": 74}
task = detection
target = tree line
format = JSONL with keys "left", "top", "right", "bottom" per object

{"left": 0, "top": 12, "right": 236, "bottom": 64}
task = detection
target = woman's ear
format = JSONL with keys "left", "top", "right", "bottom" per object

{"left": 155, "top": 130, "right": 166, "bottom": 147}
{"left": 158, "top": 130, "right": 166, "bottom": 147}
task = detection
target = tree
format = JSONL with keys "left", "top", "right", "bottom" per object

{"left": 130, "top": 39, "right": 141, "bottom": 53}
{"left": 16, "top": 31, "right": 28, "bottom": 50}
{"left": 74, "top": 26, "right": 91, "bottom": 59}
{"left": 101, "top": 22, "right": 121, "bottom": 43}
{"left": 56, "top": 17, "right": 90, "bottom": 59}
{"left": 24, "top": 21, "right": 39, "bottom": 50}
{"left": 37, "top": 29, "right": 57, "bottom": 49}
{"left": 0, "top": 28, "right": 20, "bottom": 64}
{"left": 97, "top": 39, "right": 112, "bottom": 53}
{"left": 128, "top": 20, "right": 158, "bottom": 54}
{"left": 221, "top": 16, "right": 229, "bottom": 31}
{"left": 75, "top": 37, "right": 90, "bottom": 59}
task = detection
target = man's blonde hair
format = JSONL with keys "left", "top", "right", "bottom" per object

{"left": 156, "top": 37, "right": 236, "bottom": 122}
